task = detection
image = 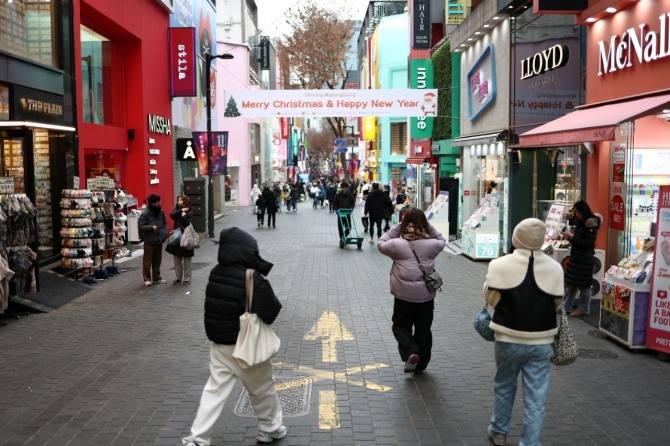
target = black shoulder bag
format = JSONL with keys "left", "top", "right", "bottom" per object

{"left": 408, "top": 240, "right": 443, "bottom": 292}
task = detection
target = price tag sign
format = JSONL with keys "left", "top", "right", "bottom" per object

{"left": 0, "top": 177, "right": 15, "bottom": 193}
{"left": 476, "top": 233, "right": 499, "bottom": 259}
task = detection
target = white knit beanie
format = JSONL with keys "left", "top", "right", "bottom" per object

{"left": 512, "top": 218, "right": 546, "bottom": 250}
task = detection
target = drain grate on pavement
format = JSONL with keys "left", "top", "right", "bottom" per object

{"left": 578, "top": 348, "right": 618, "bottom": 359}
{"left": 234, "top": 376, "right": 312, "bottom": 418}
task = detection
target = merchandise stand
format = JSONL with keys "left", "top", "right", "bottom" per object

{"left": 425, "top": 191, "right": 449, "bottom": 238}
{"left": 461, "top": 195, "right": 500, "bottom": 260}
{"left": 0, "top": 193, "right": 37, "bottom": 322}
{"left": 598, "top": 250, "right": 653, "bottom": 349}
{"left": 59, "top": 190, "right": 94, "bottom": 281}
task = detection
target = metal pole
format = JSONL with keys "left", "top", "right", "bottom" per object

{"left": 206, "top": 55, "right": 215, "bottom": 239}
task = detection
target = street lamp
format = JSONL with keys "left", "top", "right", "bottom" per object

{"left": 205, "top": 52, "right": 234, "bottom": 239}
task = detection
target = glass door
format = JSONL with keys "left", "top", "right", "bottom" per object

{"left": 2, "top": 138, "right": 25, "bottom": 193}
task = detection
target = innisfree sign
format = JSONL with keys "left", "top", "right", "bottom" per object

{"left": 222, "top": 89, "right": 438, "bottom": 118}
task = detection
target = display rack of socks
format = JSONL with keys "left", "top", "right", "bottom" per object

{"left": 90, "top": 191, "right": 106, "bottom": 271}
{"left": 59, "top": 190, "right": 94, "bottom": 275}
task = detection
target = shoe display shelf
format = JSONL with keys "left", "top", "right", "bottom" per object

{"left": 599, "top": 251, "right": 653, "bottom": 349}
{"left": 461, "top": 196, "right": 500, "bottom": 260}
{"left": 59, "top": 190, "right": 94, "bottom": 276}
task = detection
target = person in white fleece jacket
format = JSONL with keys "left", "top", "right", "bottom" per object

{"left": 483, "top": 218, "right": 564, "bottom": 446}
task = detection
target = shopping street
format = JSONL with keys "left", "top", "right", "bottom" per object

{"left": 0, "top": 206, "right": 669, "bottom": 446}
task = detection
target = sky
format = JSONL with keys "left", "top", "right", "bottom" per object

{"left": 255, "top": 0, "right": 370, "bottom": 39}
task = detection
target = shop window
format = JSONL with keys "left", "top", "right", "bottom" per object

{"left": 390, "top": 122, "right": 406, "bottom": 155}
{"left": 0, "top": 0, "right": 58, "bottom": 67}
{"left": 80, "top": 26, "right": 113, "bottom": 125}
{"left": 0, "top": 86, "right": 8, "bottom": 119}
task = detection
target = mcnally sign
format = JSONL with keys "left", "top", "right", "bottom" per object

{"left": 598, "top": 12, "right": 670, "bottom": 76}
{"left": 222, "top": 89, "right": 439, "bottom": 118}
{"left": 520, "top": 44, "right": 569, "bottom": 80}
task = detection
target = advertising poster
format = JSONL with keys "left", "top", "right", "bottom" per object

{"left": 610, "top": 182, "right": 626, "bottom": 231}
{"left": 191, "top": 131, "right": 228, "bottom": 176}
{"left": 648, "top": 185, "right": 670, "bottom": 353}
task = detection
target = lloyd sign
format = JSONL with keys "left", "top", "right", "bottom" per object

{"left": 520, "top": 44, "right": 569, "bottom": 80}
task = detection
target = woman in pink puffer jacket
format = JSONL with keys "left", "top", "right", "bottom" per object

{"left": 377, "top": 208, "right": 446, "bottom": 375}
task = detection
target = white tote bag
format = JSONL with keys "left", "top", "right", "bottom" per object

{"left": 232, "top": 269, "right": 281, "bottom": 368}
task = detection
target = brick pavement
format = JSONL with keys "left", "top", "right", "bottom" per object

{"left": 0, "top": 204, "right": 669, "bottom": 446}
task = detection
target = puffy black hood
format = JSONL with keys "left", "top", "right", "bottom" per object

{"left": 217, "top": 227, "right": 273, "bottom": 275}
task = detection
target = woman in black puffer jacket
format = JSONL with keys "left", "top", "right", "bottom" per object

{"left": 560, "top": 200, "right": 602, "bottom": 317}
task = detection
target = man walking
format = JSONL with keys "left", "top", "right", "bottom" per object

{"left": 332, "top": 182, "right": 356, "bottom": 242}
{"left": 365, "top": 183, "right": 394, "bottom": 244}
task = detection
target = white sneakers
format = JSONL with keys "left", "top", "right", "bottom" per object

{"left": 257, "top": 425, "right": 287, "bottom": 443}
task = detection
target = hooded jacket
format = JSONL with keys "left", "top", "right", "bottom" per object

{"left": 377, "top": 224, "right": 446, "bottom": 303}
{"left": 364, "top": 188, "right": 393, "bottom": 219}
{"left": 565, "top": 214, "right": 602, "bottom": 287}
{"left": 204, "top": 227, "right": 282, "bottom": 344}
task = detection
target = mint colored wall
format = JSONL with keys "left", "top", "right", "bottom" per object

{"left": 376, "top": 13, "right": 409, "bottom": 185}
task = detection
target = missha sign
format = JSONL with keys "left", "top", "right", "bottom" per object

{"left": 598, "top": 11, "right": 670, "bottom": 76}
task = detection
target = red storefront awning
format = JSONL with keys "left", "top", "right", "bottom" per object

{"left": 518, "top": 93, "right": 670, "bottom": 147}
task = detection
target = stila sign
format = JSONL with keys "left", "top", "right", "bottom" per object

{"left": 598, "top": 11, "right": 670, "bottom": 76}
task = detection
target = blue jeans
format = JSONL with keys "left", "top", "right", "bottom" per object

{"left": 562, "top": 283, "right": 591, "bottom": 315}
{"left": 491, "top": 342, "right": 553, "bottom": 446}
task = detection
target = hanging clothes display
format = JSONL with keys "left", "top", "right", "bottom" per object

{"left": 0, "top": 194, "right": 38, "bottom": 247}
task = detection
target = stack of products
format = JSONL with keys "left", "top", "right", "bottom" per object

{"left": 59, "top": 190, "right": 94, "bottom": 270}
{"left": 606, "top": 250, "right": 654, "bottom": 284}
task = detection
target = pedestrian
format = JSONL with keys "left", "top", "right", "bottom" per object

{"left": 138, "top": 194, "right": 168, "bottom": 286}
{"left": 181, "top": 227, "right": 286, "bottom": 446}
{"left": 487, "top": 181, "right": 498, "bottom": 195}
{"left": 255, "top": 194, "right": 267, "bottom": 228}
{"left": 377, "top": 208, "right": 445, "bottom": 374}
{"left": 395, "top": 187, "right": 408, "bottom": 206}
{"left": 263, "top": 186, "right": 278, "bottom": 229}
{"left": 250, "top": 184, "right": 261, "bottom": 205}
{"left": 326, "top": 183, "right": 336, "bottom": 213}
{"left": 310, "top": 183, "right": 320, "bottom": 209}
{"left": 483, "top": 218, "right": 564, "bottom": 446}
{"left": 319, "top": 183, "right": 327, "bottom": 208}
{"left": 289, "top": 183, "right": 300, "bottom": 213}
{"left": 276, "top": 184, "right": 284, "bottom": 213}
{"left": 166, "top": 195, "right": 194, "bottom": 285}
{"left": 298, "top": 181, "right": 306, "bottom": 202}
{"left": 560, "top": 200, "right": 602, "bottom": 317}
{"left": 382, "top": 185, "right": 394, "bottom": 232}
{"left": 358, "top": 191, "right": 368, "bottom": 233}
{"left": 365, "top": 183, "right": 394, "bottom": 244}
{"left": 332, "top": 181, "right": 356, "bottom": 242}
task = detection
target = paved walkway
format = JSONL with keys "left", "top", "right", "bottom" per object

{"left": 1, "top": 204, "right": 669, "bottom": 446}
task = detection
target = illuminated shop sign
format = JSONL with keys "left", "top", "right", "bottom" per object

{"left": 12, "top": 86, "right": 65, "bottom": 124}
{"left": 520, "top": 44, "right": 569, "bottom": 80}
{"left": 148, "top": 114, "right": 172, "bottom": 135}
{"left": 168, "top": 27, "right": 197, "bottom": 97}
{"left": 598, "top": 11, "right": 670, "bottom": 76}
{"left": 412, "top": 0, "right": 431, "bottom": 50}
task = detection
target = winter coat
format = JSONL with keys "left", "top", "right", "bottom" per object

{"left": 166, "top": 205, "right": 194, "bottom": 258}
{"left": 365, "top": 189, "right": 393, "bottom": 219}
{"left": 485, "top": 249, "right": 563, "bottom": 344}
{"left": 255, "top": 197, "right": 267, "bottom": 214}
{"left": 138, "top": 207, "right": 168, "bottom": 244}
{"left": 395, "top": 193, "right": 407, "bottom": 205}
{"left": 290, "top": 186, "right": 300, "bottom": 200}
{"left": 377, "top": 224, "right": 446, "bottom": 303}
{"left": 326, "top": 186, "right": 336, "bottom": 202}
{"left": 565, "top": 214, "right": 602, "bottom": 287}
{"left": 264, "top": 190, "right": 278, "bottom": 213}
{"left": 332, "top": 191, "right": 356, "bottom": 211}
{"left": 204, "top": 227, "right": 282, "bottom": 344}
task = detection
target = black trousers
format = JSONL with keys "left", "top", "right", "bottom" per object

{"left": 337, "top": 213, "right": 351, "bottom": 239}
{"left": 369, "top": 215, "right": 383, "bottom": 239}
{"left": 266, "top": 212, "right": 276, "bottom": 227}
{"left": 392, "top": 297, "right": 434, "bottom": 371}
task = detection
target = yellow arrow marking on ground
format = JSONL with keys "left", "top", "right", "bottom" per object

{"left": 304, "top": 310, "right": 355, "bottom": 362}
{"left": 319, "top": 390, "right": 339, "bottom": 430}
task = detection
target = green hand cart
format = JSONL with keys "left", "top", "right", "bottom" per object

{"left": 336, "top": 208, "right": 363, "bottom": 249}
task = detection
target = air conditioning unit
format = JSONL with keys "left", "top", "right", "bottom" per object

{"left": 552, "top": 248, "right": 606, "bottom": 299}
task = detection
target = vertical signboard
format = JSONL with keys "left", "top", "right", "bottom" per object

{"left": 363, "top": 117, "right": 376, "bottom": 140}
{"left": 260, "top": 36, "right": 270, "bottom": 70}
{"left": 467, "top": 45, "right": 497, "bottom": 120}
{"left": 168, "top": 27, "right": 197, "bottom": 97}
{"left": 648, "top": 185, "right": 670, "bottom": 353}
{"left": 191, "top": 131, "right": 228, "bottom": 176}
{"left": 412, "top": 0, "right": 431, "bottom": 50}
{"left": 410, "top": 59, "right": 434, "bottom": 139}
{"left": 280, "top": 117, "right": 289, "bottom": 139}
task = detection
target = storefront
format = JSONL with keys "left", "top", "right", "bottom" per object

{"left": 450, "top": 14, "right": 511, "bottom": 258}
{"left": 518, "top": 0, "right": 670, "bottom": 267}
{"left": 75, "top": 0, "right": 174, "bottom": 206}
{"left": 0, "top": 0, "right": 77, "bottom": 264}
{"left": 517, "top": 0, "right": 670, "bottom": 354}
